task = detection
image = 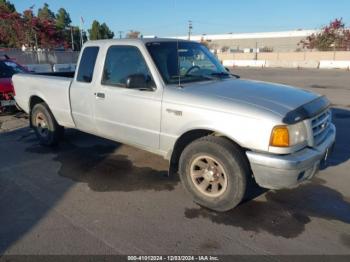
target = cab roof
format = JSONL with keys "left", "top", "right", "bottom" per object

{"left": 86, "top": 37, "right": 193, "bottom": 45}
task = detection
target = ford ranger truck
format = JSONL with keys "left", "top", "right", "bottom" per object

{"left": 13, "top": 39, "right": 336, "bottom": 212}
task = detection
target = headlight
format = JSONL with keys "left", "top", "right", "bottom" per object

{"left": 270, "top": 122, "right": 308, "bottom": 147}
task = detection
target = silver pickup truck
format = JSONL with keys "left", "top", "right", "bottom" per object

{"left": 13, "top": 38, "right": 336, "bottom": 211}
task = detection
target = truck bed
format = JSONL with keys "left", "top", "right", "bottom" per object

{"left": 13, "top": 73, "right": 76, "bottom": 128}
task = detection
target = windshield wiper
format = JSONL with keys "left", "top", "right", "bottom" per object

{"left": 186, "top": 74, "right": 215, "bottom": 80}
{"left": 210, "top": 72, "right": 230, "bottom": 76}
{"left": 170, "top": 74, "right": 215, "bottom": 82}
{"left": 210, "top": 72, "right": 240, "bottom": 79}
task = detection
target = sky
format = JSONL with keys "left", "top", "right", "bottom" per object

{"left": 10, "top": 0, "right": 350, "bottom": 37}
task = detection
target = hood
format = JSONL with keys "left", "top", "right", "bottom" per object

{"left": 0, "top": 78, "right": 14, "bottom": 93}
{"left": 183, "top": 78, "right": 320, "bottom": 118}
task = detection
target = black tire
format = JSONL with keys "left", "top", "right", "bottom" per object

{"left": 179, "top": 136, "right": 250, "bottom": 212}
{"left": 31, "top": 103, "right": 64, "bottom": 146}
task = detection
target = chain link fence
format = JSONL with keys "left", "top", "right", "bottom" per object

{"left": 0, "top": 50, "right": 80, "bottom": 65}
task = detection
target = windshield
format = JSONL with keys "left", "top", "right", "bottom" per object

{"left": 146, "top": 41, "right": 231, "bottom": 84}
{"left": 0, "top": 60, "right": 26, "bottom": 79}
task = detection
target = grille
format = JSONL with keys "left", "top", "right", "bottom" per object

{"left": 311, "top": 109, "right": 331, "bottom": 146}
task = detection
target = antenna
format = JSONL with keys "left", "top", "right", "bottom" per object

{"left": 174, "top": 0, "right": 182, "bottom": 88}
{"left": 176, "top": 38, "right": 181, "bottom": 88}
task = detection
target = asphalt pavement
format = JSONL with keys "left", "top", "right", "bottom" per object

{"left": 0, "top": 68, "right": 349, "bottom": 255}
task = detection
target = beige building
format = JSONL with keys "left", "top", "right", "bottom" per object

{"left": 174, "top": 30, "right": 318, "bottom": 53}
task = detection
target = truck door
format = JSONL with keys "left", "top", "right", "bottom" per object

{"left": 70, "top": 46, "right": 99, "bottom": 134}
{"left": 93, "top": 45, "right": 162, "bottom": 149}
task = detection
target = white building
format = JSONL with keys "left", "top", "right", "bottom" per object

{"left": 172, "top": 29, "right": 318, "bottom": 52}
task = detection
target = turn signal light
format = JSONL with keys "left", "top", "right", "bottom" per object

{"left": 270, "top": 126, "right": 289, "bottom": 147}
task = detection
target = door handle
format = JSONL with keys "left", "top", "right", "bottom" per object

{"left": 94, "top": 92, "right": 105, "bottom": 99}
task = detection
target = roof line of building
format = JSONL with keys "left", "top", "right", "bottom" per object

{"left": 169, "top": 29, "right": 319, "bottom": 41}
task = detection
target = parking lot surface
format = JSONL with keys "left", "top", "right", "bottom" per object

{"left": 0, "top": 68, "right": 350, "bottom": 255}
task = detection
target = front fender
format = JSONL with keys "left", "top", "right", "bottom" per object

{"left": 161, "top": 112, "right": 275, "bottom": 162}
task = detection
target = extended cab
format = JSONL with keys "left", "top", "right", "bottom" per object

{"left": 13, "top": 39, "right": 336, "bottom": 211}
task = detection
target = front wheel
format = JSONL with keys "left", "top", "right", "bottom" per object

{"left": 179, "top": 136, "right": 250, "bottom": 212}
{"left": 31, "top": 103, "right": 64, "bottom": 146}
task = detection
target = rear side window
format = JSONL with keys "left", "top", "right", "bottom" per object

{"left": 77, "top": 46, "right": 99, "bottom": 83}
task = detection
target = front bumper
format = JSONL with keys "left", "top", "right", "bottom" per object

{"left": 246, "top": 124, "right": 336, "bottom": 190}
{"left": 0, "top": 92, "right": 16, "bottom": 108}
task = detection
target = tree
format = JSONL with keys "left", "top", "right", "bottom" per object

{"left": 37, "top": 18, "right": 63, "bottom": 48}
{"left": 0, "top": 0, "right": 15, "bottom": 12}
{"left": 0, "top": 1, "right": 84, "bottom": 49}
{"left": 100, "top": 23, "right": 114, "bottom": 39}
{"left": 88, "top": 20, "right": 114, "bottom": 40}
{"left": 22, "top": 8, "right": 64, "bottom": 49}
{"left": 38, "top": 3, "right": 55, "bottom": 21}
{"left": 126, "top": 30, "right": 140, "bottom": 39}
{"left": 0, "top": 4, "right": 22, "bottom": 47}
{"left": 21, "top": 9, "right": 38, "bottom": 48}
{"left": 300, "top": 18, "right": 350, "bottom": 51}
{"left": 55, "top": 8, "right": 72, "bottom": 49}
{"left": 88, "top": 20, "right": 101, "bottom": 40}
{"left": 56, "top": 8, "right": 71, "bottom": 30}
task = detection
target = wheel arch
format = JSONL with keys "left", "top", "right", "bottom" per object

{"left": 169, "top": 128, "right": 245, "bottom": 175}
{"left": 28, "top": 95, "right": 48, "bottom": 127}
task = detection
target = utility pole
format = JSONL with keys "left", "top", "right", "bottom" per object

{"left": 70, "top": 26, "right": 74, "bottom": 51}
{"left": 80, "top": 16, "right": 85, "bottom": 49}
{"left": 34, "top": 32, "right": 39, "bottom": 64}
{"left": 118, "top": 31, "right": 124, "bottom": 39}
{"left": 79, "top": 29, "right": 84, "bottom": 50}
{"left": 188, "top": 20, "right": 193, "bottom": 40}
{"left": 34, "top": 32, "right": 38, "bottom": 50}
{"left": 255, "top": 41, "right": 258, "bottom": 60}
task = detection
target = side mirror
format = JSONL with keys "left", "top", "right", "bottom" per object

{"left": 126, "top": 74, "right": 155, "bottom": 91}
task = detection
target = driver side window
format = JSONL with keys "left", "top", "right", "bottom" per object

{"left": 102, "top": 45, "right": 154, "bottom": 88}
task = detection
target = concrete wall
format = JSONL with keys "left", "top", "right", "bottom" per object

{"left": 218, "top": 51, "right": 350, "bottom": 69}
{"left": 218, "top": 51, "right": 350, "bottom": 62}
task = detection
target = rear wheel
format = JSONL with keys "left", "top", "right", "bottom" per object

{"left": 179, "top": 136, "right": 250, "bottom": 212}
{"left": 31, "top": 103, "right": 64, "bottom": 146}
